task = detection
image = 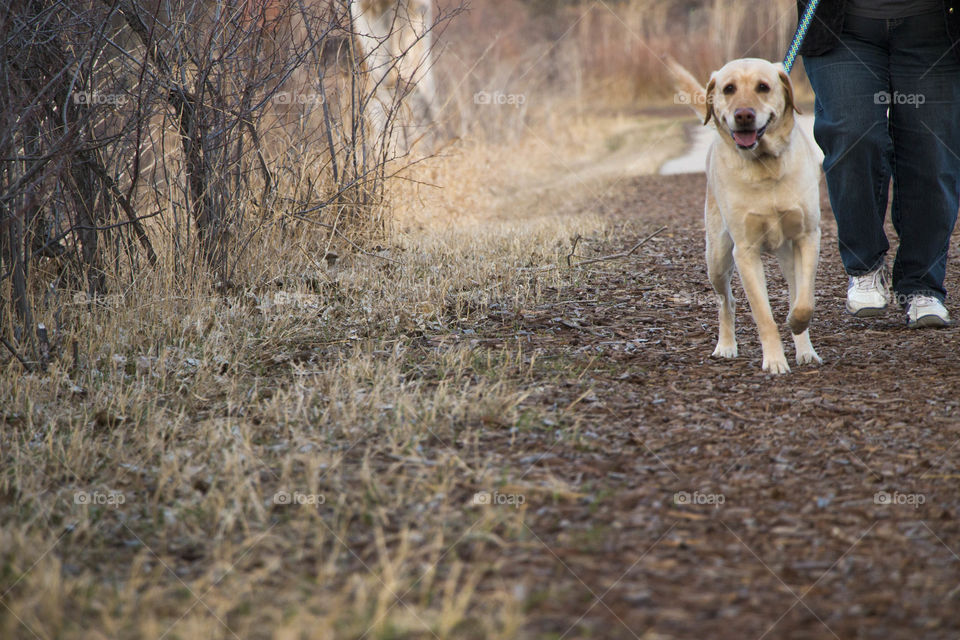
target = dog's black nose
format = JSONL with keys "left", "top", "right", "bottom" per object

{"left": 734, "top": 108, "right": 756, "bottom": 127}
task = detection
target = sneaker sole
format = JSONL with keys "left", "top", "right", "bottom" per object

{"left": 907, "top": 314, "right": 951, "bottom": 329}
{"left": 846, "top": 304, "right": 886, "bottom": 318}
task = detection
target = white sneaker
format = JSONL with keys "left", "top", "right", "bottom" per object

{"left": 846, "top": 269, "right": 890, "bottom": 317}
{"left": 905, "top": 295, "right": 951, "bottom": 328}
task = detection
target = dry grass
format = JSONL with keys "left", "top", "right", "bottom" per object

{"left": 433, "top": 0, "right": 805, "bottom": 134}
{"left": 0, "top": 106, "right": 682, "bottom": 637}
{"left": 0, "top": 1, "right": 809, "bottom": 637}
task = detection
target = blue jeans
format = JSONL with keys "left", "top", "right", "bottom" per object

{"left": 803, "top": 11, "right": 960, "bottom": 302}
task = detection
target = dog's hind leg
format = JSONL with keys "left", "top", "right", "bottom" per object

{"left": 706, "top": 214, "right": 737, "bottom": 359}
{"left": 776, "top": 241, "right": 822, "bottom": 366}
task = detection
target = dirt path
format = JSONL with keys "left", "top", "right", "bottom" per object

{"left": 479, "top": 173, "right": 960, "bottom": 639}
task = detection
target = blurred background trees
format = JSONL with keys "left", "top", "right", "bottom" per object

{"left": 0, "top": 0, "right": 451, "bottom": 370}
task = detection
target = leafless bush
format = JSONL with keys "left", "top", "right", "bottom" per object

{"left": 0, "top": 0, "right": 455, "bottom": 371}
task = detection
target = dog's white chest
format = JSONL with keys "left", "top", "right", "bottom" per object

{"left": 742, "top": 208, "right": 806, "bottom": 251}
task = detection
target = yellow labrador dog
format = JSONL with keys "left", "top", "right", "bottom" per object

{"left": 668, "top": 58, "right": 823, "bottom": 374}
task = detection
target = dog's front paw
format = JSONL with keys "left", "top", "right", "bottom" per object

{"left": 712, "top": 343, "right": 738, "bottom": 359}
{"left": 796, "top": 349, "right": 822, "bottom": 366}
{"left": 762, "top": 355, "right": 791, "bottom": 374}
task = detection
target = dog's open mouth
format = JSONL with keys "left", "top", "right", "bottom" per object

{"left": 732, "top": 124, "right": 767, "bottom": 149}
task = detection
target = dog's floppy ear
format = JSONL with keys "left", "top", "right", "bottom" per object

{"left": 778, "top": 69, "right": 802, "bottom": 115}
{"left": 704, "top": 75, "right": 717, "bottom": 126}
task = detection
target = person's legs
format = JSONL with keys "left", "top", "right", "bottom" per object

{"left": 887, "top": 11, "right": 960, "bottom": 304}
{"left": 803, "top": 15, "right": 894, "bottom": 277}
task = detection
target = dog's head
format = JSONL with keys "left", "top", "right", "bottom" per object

{"left": 704, "top": 58, "right": 800, "bottom": 153}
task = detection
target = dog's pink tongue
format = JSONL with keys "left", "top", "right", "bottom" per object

{"left": 734, "top": 130, "right": 758, "bottom": 147}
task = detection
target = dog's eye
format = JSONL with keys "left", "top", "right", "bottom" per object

{"left": 722, "top": 84, "right": 736, "bottom": 95}
{"left": 757, "top": 82, "right": 771, "bottom": 93}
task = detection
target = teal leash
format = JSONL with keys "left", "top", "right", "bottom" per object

{"left": 783, "top": 0, "right": 822, "bottom": 73}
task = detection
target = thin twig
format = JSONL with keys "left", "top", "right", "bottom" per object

{"left": 291, "top": 214, "right": 403, "bottom": 264}
{"left": 83, "top": 153, "right": 158, "bottom": 264}
{"left": 1, "top": 337, "right": 34, "bottom": 373}
{"left": 566, "top": 234, "right": 582, "bottom": 268}
{"left": 531, "top": 226, "right": 667, "bottom": 273}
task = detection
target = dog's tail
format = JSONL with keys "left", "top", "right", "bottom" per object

{"left": 664, "top": 55, "right": 708, "bottom": 122}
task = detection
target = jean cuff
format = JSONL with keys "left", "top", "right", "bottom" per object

{"left": 845, "top": 260, "right": 886, "bottom": 277}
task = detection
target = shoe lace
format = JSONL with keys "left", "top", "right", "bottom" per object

{"left": 853, "top": 270, "right": 885, "bottom": 291}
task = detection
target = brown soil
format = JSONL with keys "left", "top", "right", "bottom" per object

{"left": 473, "top": 173, "right": 960, "bottom": 639}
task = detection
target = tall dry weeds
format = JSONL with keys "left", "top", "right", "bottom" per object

{"left": 434, "top": 0, "right": 800, "bottom": 138}
{"left": 1, "top": 0, "right": 453, "bottom": 371}
{"left": 0, "top": 1, "right": 809, "bottom": 637}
